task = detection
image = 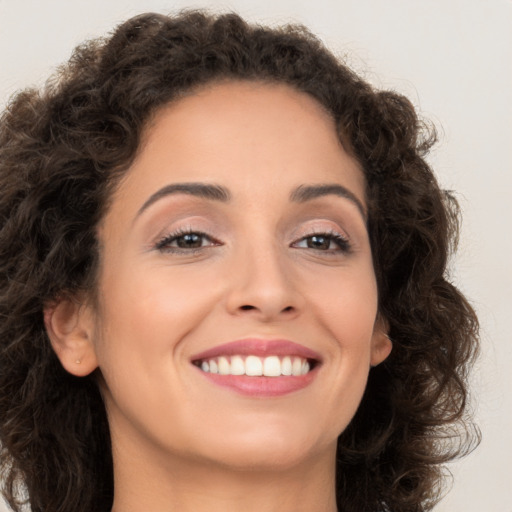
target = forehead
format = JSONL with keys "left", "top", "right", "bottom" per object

{"left": 107, "top": 80, "right": 366, "bottom": 218}
{"left": 142, "top": 80, "right": 338, "bottom": 151}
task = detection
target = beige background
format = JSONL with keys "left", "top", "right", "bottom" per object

{"left": 1, "top": 0, "right": 511, "bottom": 510}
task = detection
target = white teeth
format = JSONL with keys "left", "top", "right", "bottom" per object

{"left": 281, "top": 356, "right": 292, "bottom": 376}
{"left": 292, "top": 357, "right": 303, "bottom": 376}
{"left": 198, "top": 355, "right": 313, "bottom": 377}
{"left": 218, "top": 356, "right": 230, "bottom": 375}
{"left": 263, "top": 355, "right": 281, "bottom": 377}
{"left": 230, "top": 355, "right": 245, "bottom": 375}
{"left": 209, "top": 359, "right": 218, "bottom": 374}
{"left": 245, "top": 355, "right": 263, "bottom": 376}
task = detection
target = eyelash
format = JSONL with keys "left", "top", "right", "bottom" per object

{"left": 155, "top": 229, "right": 351, "bottom": 254}
{"left": 291, "top": 230, "right": 351, "bottom": 254}
{"left": 155, "top": 228, "right": 219, "bottom": 254}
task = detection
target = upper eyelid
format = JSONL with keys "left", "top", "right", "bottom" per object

{"left": 154, "top": 228, "right": 350, "bottom": 252}
{"left": 290, "top": 223, "right": 350, "bottom": 242}
{"left": 149, "top": 213, "right": 355, "bottom": 244}
{"left": 293, "top": 230, "right": 348, "bottom": 242}
{"left": 296, "top": 226, "right": 347, "bottom": 235}
{"left": 292, "top": 231, "right": 351, "bottom": 251}
{"left": 155, "top": 229, "right": 218, "bottom": 248}
{"left": 153, "top": 221, "right": 350, "bottom": 241}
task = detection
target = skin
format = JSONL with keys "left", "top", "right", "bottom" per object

{"left": 46, "top": 81, "right": 392, "bottom": 512}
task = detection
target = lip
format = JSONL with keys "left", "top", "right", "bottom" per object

{"left": 190, "top": 338, "right": 322, "bottom": 362}
{"left": 190, "top": 338, "right": 322, "bottom": 398}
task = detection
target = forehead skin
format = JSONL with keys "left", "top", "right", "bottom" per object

{"left": 102, "top": 80, "right": 367, "bottom": 233}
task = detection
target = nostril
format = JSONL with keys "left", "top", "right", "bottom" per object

{"left": 239, "top": 305, "right": 295, "bottom": 313}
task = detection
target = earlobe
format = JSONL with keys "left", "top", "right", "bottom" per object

{"left": 370, "top": 316, "right": 392, "bottom": 367}
{"left": 44, "top": 297, "right": 98, "bottom": 377}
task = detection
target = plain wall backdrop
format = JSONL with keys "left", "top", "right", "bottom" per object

{"left": 1, "top": 0, "right": 511, "bottom": 510}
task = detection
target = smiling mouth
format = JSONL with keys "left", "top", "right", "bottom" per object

{"left": 190, "top": 339, "right": 322, "bottom": 396}
{"left": 193, "top": 355, "right": 317, "bottom": 377}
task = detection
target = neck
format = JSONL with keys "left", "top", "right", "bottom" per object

{"left": 110, "top": 435, "right": 338, "bottom": 512}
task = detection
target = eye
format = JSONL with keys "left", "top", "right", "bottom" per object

{"left": 292, "top": 232, "right": 351, "bottom": 253}
{"left": 155, "top": 230, "right": 220, "bottom": 253}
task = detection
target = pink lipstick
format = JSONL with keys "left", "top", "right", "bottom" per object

{"left": 191, "top": 339, "right": 321, "bottom": 397}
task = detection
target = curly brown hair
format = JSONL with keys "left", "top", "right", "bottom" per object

{"left": 0, "top": 10, "right": 479, "bottom": 512}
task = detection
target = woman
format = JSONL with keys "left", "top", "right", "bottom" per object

{"left": 0, "top": 10, "right": 479, "bottom": 512}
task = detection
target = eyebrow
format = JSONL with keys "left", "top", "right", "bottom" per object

{"left": 136, "top": 181, "right": 366, "bottom": 221}
{"left": 290, "top": 184, "right": 367, "bottom": 220}
{"left": 136, "top": 182, "right": 231, "bottom": 217}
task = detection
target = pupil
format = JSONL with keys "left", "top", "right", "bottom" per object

{"left": 308, "top": 236, "right": 329, "bottom": 250}
{"left": 177, "top": 233, "right": 202, "bottom": 248}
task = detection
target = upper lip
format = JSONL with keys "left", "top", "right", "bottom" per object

{"left": 190, "top": 338, "right": 322, "bottom": 363}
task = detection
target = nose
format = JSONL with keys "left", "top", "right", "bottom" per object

{"left": 224, "top": 242, "right": 303, "bottom": 322}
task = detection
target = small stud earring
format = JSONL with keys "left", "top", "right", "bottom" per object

{"left": 75, "top": 359, "right": 82, "bottom": 364}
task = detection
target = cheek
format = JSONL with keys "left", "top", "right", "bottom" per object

{"left": 305, "top": 262, "right": 378, "bottom": 400}
{"left": 308, "top": 262, "right": 378, "bottom": 340}
{"left": 91, "top": 266, "right": 212, "bottom": 430}
{"left": 94, "top": 263, "right": 220, "bottom": 362}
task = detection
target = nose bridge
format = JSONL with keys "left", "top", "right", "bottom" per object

{"left": 225, "top": 230, "right": 300, "bottom": 319}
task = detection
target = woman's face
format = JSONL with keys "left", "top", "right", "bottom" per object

{"left": 61, "top": 81, "right": 390, "bottom": 472}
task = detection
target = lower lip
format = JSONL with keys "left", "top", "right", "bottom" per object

{"left": 194, "top": 366, "right": 319, "bottom": 397}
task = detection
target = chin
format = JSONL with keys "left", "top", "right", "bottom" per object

{"left": 191, "top": 423, "right": 336, "bottom": 473}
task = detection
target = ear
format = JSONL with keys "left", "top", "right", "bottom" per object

{"left": 370, "top": 315, "right": 392, "bottom": 367}
{"left": 44, "top": 296, "right": 98, "bottom": 377}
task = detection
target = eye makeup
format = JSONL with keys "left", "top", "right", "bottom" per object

{"left": 155, "top": 228, "right": 221, "bottom": 254}
{"left": 291, "top": 229, "right": 352, "bottom": 254}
